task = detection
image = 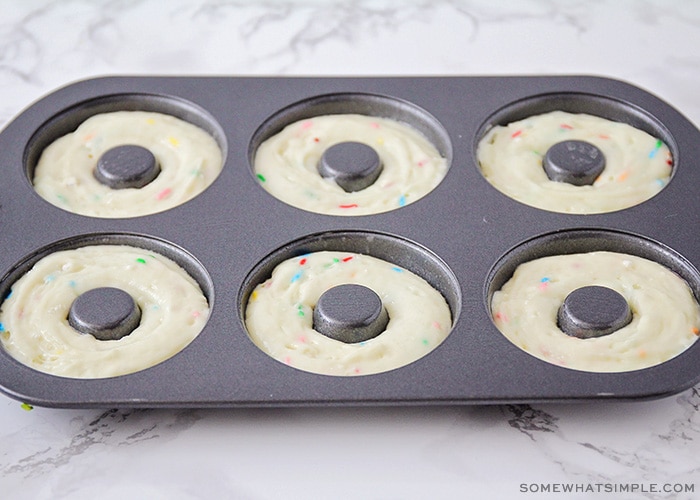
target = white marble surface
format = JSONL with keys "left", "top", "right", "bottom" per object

{"left": 2, "top": 1, "right": 700, "bottom": 499}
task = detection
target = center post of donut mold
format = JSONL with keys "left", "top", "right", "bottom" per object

{"left": 313, "top": 284, "right": 389, "bottom": 344}
{"left": 543, "top": 140, "right": 605, "bottom": 186}
{"left": 68, "top": 287, "right": 142, "bottom": 341}
{"left": 94, "top": 144, "right": 161, "bottom": 189}
{"left": 558, "top": 285, "right": 632, "bottom": 339}
{"left": 317, "top": 141, "right": 383, "bottom": 192}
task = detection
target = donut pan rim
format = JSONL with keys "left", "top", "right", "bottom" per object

{"left": 0, "top": 74, "right": 699, "bottom": 407}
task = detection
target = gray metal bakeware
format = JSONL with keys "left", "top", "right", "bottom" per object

{"left": 1, "top": 75, "right": 699, "bottom": 408}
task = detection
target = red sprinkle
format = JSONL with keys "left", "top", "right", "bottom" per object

{"left": 511, "top": 130, "right": 523, "bottom": 138}
{"left": 339, "top": 204, "right": 358, "bottom": 209}
{"left": 342, "top": 256, "right": 354, "bottom": 262}
{"left": 156, "top": 188, "right": 172, "bottom": 200}
{"left": 599, "top": 134, "right": 610, "bottom": 139}
{"left": 313, "top": 137, "right": 320, "bottom": 143}
{"left": 495, "top": 311, "right": 509, "bottom": 322}
{"left": 299, "top": 258, "right": 307, "bottom": 265}
{"left": 560, "top": 124, "right": 573, "bottom": 130}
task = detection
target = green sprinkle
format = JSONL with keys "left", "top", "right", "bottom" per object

{"left": 297, "top": 304, "right": 305, "bottom": 317}
{"left": 21, "top": 403, "right": 33, "bottom": 411}
{"left": 56, "top": 194, "right": 68, "bottom": 204}
{"left": 256, "top": 173, "right": 266, "bottom": 182}
{"left": 136, "top": 258, "right": 147, "bottom": 264}
{"left": 422, "top": 339, "right": 429, "bottom": 346}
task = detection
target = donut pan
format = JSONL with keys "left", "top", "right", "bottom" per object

{"left": 1, "top": 75, "right": 699, "bottom": 408}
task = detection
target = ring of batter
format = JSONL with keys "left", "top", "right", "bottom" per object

{"left": 0, "top": 245, "right": 210, "bottom": 378}
{"left": 253, "top": 114, "right": 448, "bottom": 216}
{"left": 477, "top": 111, "right": 673, "bottom": 214}
{"left": 490, "top": 251, "right": 700, "bottom": 372}
{"left": 33, "top": 111, "right": 224, "bottom": 218}
{"left": 244, "top": 251, "right": 452, "bottom": 376}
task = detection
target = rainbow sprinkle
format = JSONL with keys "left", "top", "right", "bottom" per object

{"left": 649, "top": 139, "right": 663, "bottom": 159}
{"left": 156, "top": 188, "right": 172, "bottom": 200}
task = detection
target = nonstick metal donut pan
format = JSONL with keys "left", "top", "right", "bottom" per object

{"left": 1, "top": 75, "right": 699, "bottom": 408}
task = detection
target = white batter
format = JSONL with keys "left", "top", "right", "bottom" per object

{"left": 0, "top": 245, "right": 210, "bottom": 378}
{"left": 245, "top": 251, "right": 452, "bottom": 376}
{"left": 253, "top": 114, "right": 448, "bottom": 216}
{"left": 33, "top": 111, "right": 223, "bottom": 218}
{"left": 491, "top": 251, "right": 700, "bottom": 372}
{"left": 477, "top": 111, "right": 673, "bottom": 214}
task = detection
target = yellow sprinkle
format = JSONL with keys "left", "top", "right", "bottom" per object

{"left": 376, "top": 137, "right": 384, "bottom": 146}
{"left": 146, "top": 118, "right": 156, "bottom": 125}
{"left": 168, "top": 137, "right": 180, "bottom": 147}
{"left": 21, "top": 403, "right": 33, "bottom": 411}
{"left": 251, "top": 290, "right": 258, "bottom": 301}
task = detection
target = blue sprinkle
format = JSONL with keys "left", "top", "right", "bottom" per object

{"left": 4, "top": 289, "right": 12, "bottom": 300}
{"left": 398, "top": 195, "right": 407, "bottom": 207}
{"left": 540, "top": 277, "right": 550, "bottom": 283}
{"left": 0, "top": 323, "right": 4, "bottom": 332}
{"left": 392, "top": 267, "right": 403, "bottom": 273}
{"left": 291, "top": 271, "right": 303, "bottom": 283}
{"left": 44, "top": 274, "right": 56, "bottom": 283}
{"left": 655, "top": 178, "right": 666, "bottom": 188}
{"left": 648, "top": 149, "right": 657, "bottom": 159}
{"left": 68, "top": 280, "right": 77, "bottom": 288}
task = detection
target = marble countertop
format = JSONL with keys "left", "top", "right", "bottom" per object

{"left": 1, "top": 1, "right": 700, "bottom": 499}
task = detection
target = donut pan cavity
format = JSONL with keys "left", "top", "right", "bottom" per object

{"left": 1, "top": 75, "right": 700, "bottom": 407}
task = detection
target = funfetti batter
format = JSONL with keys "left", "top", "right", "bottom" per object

{"left": 477, "top": 111, "right": 673, "bottom": 214}
{"left": 0, "top": 245, "right": 210, "bottom": 378}
{"left": 253, "top": 114, "right": 448, "bottom": 216}
{"left": 491, "top": 251, "right": 700, "bottom": 372}
{"left": 33, "top": 111, "right": 223, "bottom": 218}
{"left": 245, "top": 251, "right": 452, "bottom": 376}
